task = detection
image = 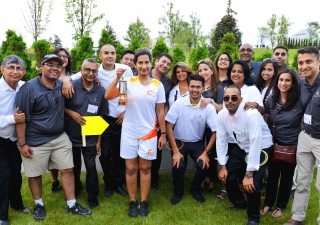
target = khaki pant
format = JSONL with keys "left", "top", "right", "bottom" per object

{"left": 291, "top": 131, "right": 320, "bottom": 224}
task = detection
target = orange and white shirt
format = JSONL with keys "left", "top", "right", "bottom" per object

{"left": 121, "top": 76, "right": 166, "bottom": 139}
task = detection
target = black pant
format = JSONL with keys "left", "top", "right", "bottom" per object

{"left": 99, "top": 116, "right": 125, "bottom": 190}
{"left": 73, "top": 146, "right": 99, "bottom": 202}
{"left": 172, "top": 140, "right": 207, "bottom": 196}
{"left": 151, "top": 131, "right": 162, "bottom": 185}
{"left": 0, "top": 137, "right": 23, "bottom": 220}
{"left": 225, "top": 144, "right": 272, "bottom": 222}
{"left": 264, "top": 160, "right": 296, "bottom": 209}
{"left": 203, "top": 127, "right": 218, "bottom": 182}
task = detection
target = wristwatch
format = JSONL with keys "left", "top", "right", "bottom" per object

{"left": 245, "top": 173, "right": 253, "bottom": 179}
{"left": 204, "top": 148, "right": 212, "bottom": 155}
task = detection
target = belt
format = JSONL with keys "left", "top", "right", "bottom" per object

{"left": 303, "top": 129, "right": 320, "bottom": 139}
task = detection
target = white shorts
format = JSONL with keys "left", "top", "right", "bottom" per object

{"left": 120, "top": 133, "right": 157, "bottom": 160}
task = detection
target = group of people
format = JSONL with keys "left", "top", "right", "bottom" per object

{"left": 0, "top": 42, "right": 320, "bottom": 225}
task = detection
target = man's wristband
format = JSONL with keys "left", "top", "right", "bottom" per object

{"left": 160, "top": 132, "right": 166, "bottom": 135}
{"left": 18, "top": 143, "right": 27, "bottom": 147}
{"left": 204, "top": 148, "right": 211, "bottom": 155}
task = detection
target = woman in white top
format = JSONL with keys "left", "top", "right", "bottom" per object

{"left": 105, "top": 49, "right": 166, "bottom": 217}
{"left": 255, "top": 58, "right": 278, "bottom": 104}
{"left": 168, "top": 62, "right": 193, "bottom": 107}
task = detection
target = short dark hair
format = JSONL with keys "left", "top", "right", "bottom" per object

{"left": 215, "top": 51, "right": 233, "bottom": 73}
{"left": 120, "top": 50, "right": 135, "bottom": 59}
{"left": 225, "top": 84, "right": 241, "bottom": 96}
{"left": 273, "top": 45, "right": 288, "bottom": 53}
{"left": 227, "top": 60, "right": 255, "bottom": 86}
{"left": 157, "top": 53, "right": 172, "bottom": 63}
{"left": 188, "top": 74, "right": 205, "bottom": 87}
{"left": 297, "top": 46, "right": 319, "bottom": 59}
{"left": 51, "top": 47, "right": 72, "bottom": 73}
{"left": 133, "top": 48, "right": 152, "bottom": 64}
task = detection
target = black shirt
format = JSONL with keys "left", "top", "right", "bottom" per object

{"left": 149, "top": 67, "right": 171, "bottom": 102}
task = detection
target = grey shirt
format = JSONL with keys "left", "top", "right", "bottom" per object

{"left": 300, "top": 73, "right": 320, "bottom": 134}
{"left": 265, "top": 95, "right": 303, "bottom": 145}
{"left": 249, "top": 61, "right": 262, "bottom": 82}
{"left": 202, "top": 85, "right": 224, "bottom": 104}
{"left": 15, "top": 75, "right": 64, "bottom": 146}
{"left": 64, "top": 79, "right": 109, "bottom": 147}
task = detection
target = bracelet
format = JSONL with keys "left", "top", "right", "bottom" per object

{"left": 18, "top": 143, "right": 27, "bottom": 147}
{"left": 160, "top": 132, "right": 166, "bottom": 135}
{"left": 204, "top": 148, "right": 209, "bottom": 152}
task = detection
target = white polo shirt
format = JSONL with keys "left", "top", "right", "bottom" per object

{"left": 0, "top": 77, "right": 24, "bottom": 141}
{"left": 165, "top": 96, "right": 217, "bottom": 142}
{"left": 71, "top": 63, "right": 133, "bottom": 118}
{"left": 168, "top": 84, "right": 189, "bottom": 107}
{"left": 216, "top": 105, "right": 273, "bottom": 171}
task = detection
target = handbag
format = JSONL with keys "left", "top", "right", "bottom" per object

{"left": 271, "top": 107, "right": 297, "bottom": 165}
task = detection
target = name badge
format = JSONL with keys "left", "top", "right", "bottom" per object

{"left": 87, "top": 104, "right": 98, "bottom": 114}
{"left": 304, "top": 114, "right": 312, "bottom": 125}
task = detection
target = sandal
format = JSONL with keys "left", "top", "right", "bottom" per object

{"left": 200, "top": 177, "right": 210, "bottom": 190}
{"left": 216, "top": 190, "right": 228, "bottom": 201}
{"left": 260, "top": 206, "right": 273, "bottom": 215}
{"left": 272, "top": 208, "right": 283, "bottom": 218}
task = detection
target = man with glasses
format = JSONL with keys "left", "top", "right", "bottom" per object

{"left": 238, "top": 43, "right": 262, "bottom": 82}
{"left": 166, "top": 75, "right": 217, "bottom": 205}
{"left": 64, "top": 58, "right": 109, "bottom": 209}
{"left": 15, "top": 54, "right": 92, "bottom": 222}
{"left": 217, "top": 85, "right": 273, "bottom": 225}
{"left": 0, "top": 55, "right": 31, "bottom": 225}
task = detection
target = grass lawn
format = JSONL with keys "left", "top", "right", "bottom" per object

{"left": 254, "top": 48, "right": 298, "bottom": 65}
{"left": 8, "top": 171, "right": 318, "bottom": 225}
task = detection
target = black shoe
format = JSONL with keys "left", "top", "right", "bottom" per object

{"left": 191, "top": 190, "right": 205, "bottom": 203}
{"left": 139, "top": 201, "right": 149, "bottom": 216}
{"left": 33, "top": 204, "right": 46, "bottom": 221}
{"left": 290, "top": 189, "right": 295, "bottom": 199}
{"left": 114, "top": 186, "right": 128, "bottom": 196}
{"left": 227, "top": 205, "right": 247, "bottom": 210}
{"left": 151, "top": 183, "right": 159, "bottom": 190}
{"left": 88, "top": 200, "right": 99, "bottom": 209}
{"left": 246, "top": 221, "right": 259, "bottom": 225}
{"left": 15, "top": 206, "right": 31, "bottom": 214}
{"left": 52, "top": 180, "right": 61, "bottom": 194}
{"left": 170, "top": 194, "right": 182, "bottom": 205}
{"left": 0, "top": 220, "right": 10, "bottom": 225}
{"left": 128, "top": 201, "right": 138, "bottom": 217}
{"left": 66, "top": 202, "right": 92, "bottom": 215}
{"left": 104, "top": 188, "right": 113, "bottom": 197}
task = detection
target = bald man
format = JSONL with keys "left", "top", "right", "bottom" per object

{"left": 238, "top": 43, "right": 262, "bottom": 82}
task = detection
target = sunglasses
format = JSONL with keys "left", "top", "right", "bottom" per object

{"left": 223, "top": 95, "right": 239, "bottom": 102}
{"left": 263, "top": 58, "right": 277, "bottom": 63}
{"left": 274, "top": 52, "right": 286, "bottom": 57}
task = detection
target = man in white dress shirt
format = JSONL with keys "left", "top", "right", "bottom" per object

{"left": 0, "top": 55, "right": 31, "bottom": 225}
{"left": 217, "top": 85, "right": 273, "bottom": 225}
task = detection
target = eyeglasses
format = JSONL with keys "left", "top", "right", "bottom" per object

{"left": 82, "top": 67, "right": 98, "bottom": 74}
{"left": 189, "top": 85, "right": 202, "bottom": 90}
{"left": 274, "top": 52, "right": 286, "bottom": 57}
{"left": 218, "top": 58, "right": 229, "bottom": 62}
{"left": 239, "top": 48, "right": 253, "bottom": 53}
{"left": 223, "top": 95, "right": 239, "bottom": 102}
{"left": 4, "top": 65, "right": 24, "bottom": 72}
{"left": 263, "top": 58, "right": 277, "bottom": 63}
{"left": 57, "top": 54, "right": 68, "bottom": 59}
{"left": 43, "top": 63, "right": 62, "bottom": 69}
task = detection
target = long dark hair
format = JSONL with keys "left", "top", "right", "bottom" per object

{"left": 227, "top": 60, "right": 255, "bottom": 86}
{"left": 51, "top": 47, "right": 72, "bottom": 73}
{"left": 169, "top": 62, "right": 193, "bottom": 87}
{"left": 256, "top": 59, "right": 278, "bottom": 101}
{"left": 215, "top": 51, "right": 233, "bottom": 73}
{"left": 196, "top": 59, "right": 219, "bottom": 100}
{"left": 271, "top": 68, "right": 299, "bottom": 111}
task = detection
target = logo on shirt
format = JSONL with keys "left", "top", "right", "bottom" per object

{"left": 93, "top": 98, "right": 97, "bottom": 102}
{"left": 147, "top": 90, "right": 156, "bottom": 98}
{"left": 148, "top": 149, "right": 155, "bottom": 156}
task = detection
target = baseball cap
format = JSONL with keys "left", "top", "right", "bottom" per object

{"left": 41, "top": 54, "right": 64, "bottom": 65}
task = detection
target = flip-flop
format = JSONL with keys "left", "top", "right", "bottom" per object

{"left": 272, "top": 208, "right": 283, "bottom": 218}
{"left": 260, "top": 206, "right": 273, "bottom": 215}
{"left": 216, "top": 190, "right": 228, "bottom": 200}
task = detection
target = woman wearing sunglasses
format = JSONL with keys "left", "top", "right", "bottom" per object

{"left": 196, "top": 60, "right": 224, "bottom": 195}
{"left": 255, "top": 58, "right": 278, "bottom": 104}
{"left": 168, "top": 62, "right": 193, "bottom": 107}
{"left": 260, "top": 69, "right": 303, "bottom": 218}
{"left": 215, "top": 52, "right": 233, "bottom": 89}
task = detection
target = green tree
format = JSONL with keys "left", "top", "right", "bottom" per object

{"left": 252, "top": 50, "right": 272, "bottom": 62}
{"left": 115, "top": 42, "right": 125, "bottom": 63}
{"left": 158, "top": 2, "right": 182, "bottom": 48}
{"left": 189, "top": 44, "right": 209, "bottom": 71}
{"left": 0, "top": 30, "right": 34, "bottom": 81}
{"left": 32, "top": 39, "right": 51, "bottom": 68}
{"left": 65, "top": 0, "right": 104, "bottom": 40}
{"left": 215, "top": 32, "right": 238, "bottom": 61}
{"left": 174, "top": 20, "right": 193, "bottom": 54}
{"left": 257, "top": 26, "right": 269, "bottom": 45}
{"left": 189, "top": 12, "right": 202, "bottom": 48}
{"left": 96, "top": 29, "right": 114, "bottom": 63}
{"left": 104, "top": 20, "right": 118, "bottom": 44}
{"left": 52, "top": 34, "right": 63, "bottom": 47}
{"left": 124, "top": 17, "right": 150, "bottom": 51}
{"left": 23, "top": 0, "right": 53, "bottom": 42}
{"left": 277, "top": 15, "right": 293, "bottom": 45}
{"left": 152, "top": 38, "right": 169, "bottom": 65}
{"left": 306, "top": 21, "right": 320, "bottom": 40}
{"left": 267, "top": 14, "right": 277, "bottom": 49}
{"left": 209, "top": 0, "right": 242, "bottom": 60}
{"left": 171, "top": 44, "right": 186, "bottom": 70}
{"left": 291, "top": 52, "right": 298, "bottom": 71}
{"left": 70, "top": 35, "right": 94, "bottom": 71}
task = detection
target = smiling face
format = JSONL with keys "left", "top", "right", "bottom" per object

{"left": 135, "top": 54, "right": 151, "bottom": 76}
{"left": 175, "top": 67, "right": 188, "bottom": 82}
{"left": 197, "top": 63, "right": 212, "bottom": 82}
{"left": 261, "top": 63, "right": 275, "bottom": 82}
{"left": 272, "top": 48, "right": 288, "bottom": 69}
{"left": 120, "top": 53, "right": 135, "bottom": 68}
{"left": 99, "top": 45, "right": 116, "bottom": 68}
{"left": 0, "top": 63, "right": 26, "bottom": 88}
{"left": 188, "top": 80, "right": 204, "bottom": 101}
{"left": 298, "top": 53, "right": 320, "bottom": 81}
{"left": 224, "top": 87, "right": 243, "bottom": 115}
{"left": 217, "top": 54, "right": 230, "bottom": 70}
{"left": 41, "top": 59, "right": 62, "bottom": 81}
{"left": 57, "top": 50, "right": 69, "bottom": 68}
{"left": 277, "top": 73, "right": 293, "bottom": 94}
{"left": 230, "top": 64, "right": 245, "bottom": 88}
{"left": 81, "top": 61, "right": 98, "bottom": 84}
{"left": 154, "top": 56, "right": 171, "bottom": 75}
{"left": 238, "top": 43, "right": 254, "bottom": 63}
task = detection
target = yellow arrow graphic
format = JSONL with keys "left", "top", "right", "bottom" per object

{"left": 81, "top": 116, "right": 109, "bottom": 136}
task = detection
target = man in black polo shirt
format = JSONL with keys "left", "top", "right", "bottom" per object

{"left": 15, "top": 55, "right": 91, "bottom": 222}
{"left": 284, "top": 46, "right": 320, "bottom": 225}
{"left": 64, "top": 58, "right": 108, "bottom": 209}
{"left": 238, "top": 43, "right": 262, "bottom": 82}
{"left": 120, "top": 50, "right": 135, "bottom": 74}
{"left": 149, "top": 53, "right": 172, "bottom": 190}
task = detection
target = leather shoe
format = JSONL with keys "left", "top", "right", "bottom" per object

{"left": 246, "top": 221, "right": 259, "bottom": 225}
{"left": 114, "top": 186, "right": 128, "bottom": 196}
{"left": 227, "top": 205, "right": 247, "bottom": 210}
{"left": 88, "top": 200, "right": 99, "bottom": 209}
{"left": 283, "top": 219, "right": 304, "bottom": 225}
{"left": 170, "top": 194, "right": 182, "bottom": 205}
{"left": 0, "top": 220, "right": 10, "bottom": 225}
{"left": 191, "top": 190, "right": 205, "bottom": 203}
{"left": 104, "top": 188, "right": 113, "bottom": 197}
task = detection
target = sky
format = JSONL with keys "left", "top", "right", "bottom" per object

{"left": 0, "top": 0, "right": 319, "bottom": 50}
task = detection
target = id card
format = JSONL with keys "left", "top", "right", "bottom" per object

{"left": 87, "top": 104, "right": 98, "bottom": 114}
{"left": 304, "top": 114, "right": 312, "bottom": 125}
